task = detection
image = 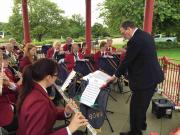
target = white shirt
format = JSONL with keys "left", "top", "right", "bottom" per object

{"left": 132, "top": 28, "right": 138, "bottom": 38}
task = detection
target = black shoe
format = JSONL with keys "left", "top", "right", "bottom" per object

{"left": 120, "top": 131, "right": 132, "bottom": 135}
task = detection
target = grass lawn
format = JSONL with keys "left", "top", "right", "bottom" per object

{"left": 157, "top": 48, "right": 180, "bottom": 64}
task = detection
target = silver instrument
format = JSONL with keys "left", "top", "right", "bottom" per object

{"left": 53, "top": 84, "right": 97, "bottom": 135}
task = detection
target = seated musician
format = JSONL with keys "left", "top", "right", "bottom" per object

{"left": 0, "top": 53, "right": 22, "bottom": 131}
{"left": 47, "top": 41, "right": 61, "bottom": 59}
{"left": 65, "top": 43, "right": 83, "bottom": 72}
{"left": 79, "top": 42, "right": 89, "bottom": 56}
{"left": 93, "top": 41, "right": 107, "bottom": 69}
{"left": 63, "top": 37, "right": 73, "bottom": 53}
{"left": 105, "top": 38, "right": 116, "bottom": 55}
{"left": 9, "top": 38, "right": 22, "bottom": 55}
{"left": 4, "top": 43, "right": 19, "bottom": 70}
{"left": 16, "top": 58, "right": 88, "bottom": 135}
{"left": 19, "top": 43, "right": 37, "bottom": 72}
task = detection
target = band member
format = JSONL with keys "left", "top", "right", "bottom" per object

{"left": 79, "top": 42, "right": 89, "bottom": 56}
{"left": 4, "top": 43, "right": 18, "bottom": 69}
{"left": 19, "top": 43, "right": 37, "bottom": 72}
{"left": 9, "top": 38, "right": 24, "bottom": 60}
{"left": 93, "top": 41, "right": 107, "bottom": 69}
{"left": 17, "top": 58, "right": 88, "bottom": 135}
{"left": 63, "top": 37, "right": 73, "bottom": 53}
{"left": 47, "top": 41, "right": 61, "bottom": 59}
{"left": 65, "top": 43, "right": 83, "bottom": 72}
{"left": 0, "top": 53, "right": 22, "bottom": 130}
{"left": 105, "top": 38, "right": 116, "bottom": 54}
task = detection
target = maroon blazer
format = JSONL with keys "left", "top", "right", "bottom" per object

{"left": 17, "top": 83, "right": 68, "bottom": 135}
{"left": 47, "top": 48, "right": 55, "bottom": 59}
{"left": 65, "top": 52, "right": 83, "bottom": 72}
{"left": 0, "top": 67, "right": 19, "bottom": 126}
{"left": 19, "top": 56, "right": 32, "bottom": 72}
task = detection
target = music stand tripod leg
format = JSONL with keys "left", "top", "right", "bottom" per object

{"left": 105, "top": 113, "right": 114, "bottom": 132}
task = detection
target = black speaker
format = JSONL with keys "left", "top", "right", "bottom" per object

{"left": 152, "top": 99, "right": 174, "bottom": 119}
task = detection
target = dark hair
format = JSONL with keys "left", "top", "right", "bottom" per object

{"left": 17, "top": 58, "right": 58, "bottom": 113}
{"left": 100, "top": 41, "right": 106, "bottom": 48}
{"left": 121, "top": 20, "right": 136, "bottom": 30}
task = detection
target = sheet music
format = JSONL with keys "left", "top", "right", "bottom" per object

{"left": 61, "top": 70, "right": 76, "bottom": 91}
{"left": 80, "top": 77, "right": 104, "bottom": 107}
{"left": 83, "top": 70, "right": 111, "bottom": 83}
{"left": 80, "top": 70, "right": 111, "bottom": 107}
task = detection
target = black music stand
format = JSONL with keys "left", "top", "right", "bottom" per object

{"left": 74, "top": 60, "right": 95, "bottom": 76}
{"left": 78, "top": 80, "right": 114, "bottom": 134}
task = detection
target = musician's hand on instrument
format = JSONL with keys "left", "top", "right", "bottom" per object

{"left": 2, "top": 73, "right": 10, "bottom": 85}
{"left": 16, "top": 71, "right": 22, "bottom": 79}
{"left": 65, "top": 99, "right": 78, "bottom": 114}
{"left": 68, "top": 112, "right": 88, "bottom": 133}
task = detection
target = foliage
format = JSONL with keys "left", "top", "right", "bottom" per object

{"left": 92, "top": 23, "right": 110, "bottom": 38}
{"left": 8, "top": 0, "right": 86, "bottom": 42}
{"left": 100, "top": 0, "right": 180, "bottom": 37}
{"left": 155, "top": 42, "right": 180, "bottom": 49}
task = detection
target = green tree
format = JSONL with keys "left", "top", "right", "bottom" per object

{"left": 100, "top": 0, "right": 180, "bottom": 38}
{"left": 92, "top": 23, "right": 109, "bottom": 38}
{"left": 8, "top": 0, "right": 65, "bottom": 42}
{"left": 68, "top": 14, "right": 85, "bottom": 38}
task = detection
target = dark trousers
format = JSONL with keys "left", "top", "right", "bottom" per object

{"left": 130, "top": 85, "right": 156, "bottom": 135}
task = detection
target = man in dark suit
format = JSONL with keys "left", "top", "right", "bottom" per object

{"left": 108, "top": 21, "right": 164, "bottom": 135}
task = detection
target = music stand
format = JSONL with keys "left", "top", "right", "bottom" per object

{"left": 78, "top": 80, "right": 114, "bottom": 133}
{"left": 74, "top": 60, "right": 95, "bottom": 76}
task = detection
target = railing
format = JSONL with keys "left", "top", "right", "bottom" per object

{"left": 158, "top": 56, "right": 180, "bottom": 107}
{"left": 36, "top": 46, "right": 180, "bottom": 107}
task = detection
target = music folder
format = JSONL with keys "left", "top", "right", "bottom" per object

{"left": 80, "top": 70, "right": 111, "bottom": 107}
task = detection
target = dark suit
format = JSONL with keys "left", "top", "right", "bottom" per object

{"left": 17, "top": 83, "right": 68, "bottom": 135}
{"left": 115, "top": 29, "right": 164, "bottom": 135}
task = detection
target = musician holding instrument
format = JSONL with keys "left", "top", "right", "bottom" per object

{"left": 65, "top": 43, "right": 83, "bottom": 72}
{"left": 9, "top": 38, "right": 24, "bottom": 60}
{"left": 47, "top": 41, "right": 61, "bottom": 59}
{"left": 17, "top": 58, "right": 88, "bottom": 135}
{"left": 93, "top": 41, "right": 107, "bottom": 69}
{"left": 105, "top": 38, "right": 116, "bottom": 54}
{"left": 63, "top": 37, "right": 73, "bottom": 53}
{"left": 19, "top": 43, "right": 37, "bottom": 72}
{"left": 0, "top": 53, "right": 22, "bottom": 131}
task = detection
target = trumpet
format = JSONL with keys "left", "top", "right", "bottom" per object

{"left": 53, "top": 84, "right": 97, "bottom": 135}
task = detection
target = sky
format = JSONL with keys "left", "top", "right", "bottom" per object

{"left": 0, "top": 0, "right": 104, "bottom": 25}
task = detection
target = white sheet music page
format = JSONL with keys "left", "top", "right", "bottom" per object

{"left": 83, "top": 70, "right": 111, "bottom": 83}
{"left": 80, "top": 77, "right": 104, "bottom": 107}
{"left": 91, "top": 70, "right": 111, "bottom": 83}
{"left": 61, "top": 70, "right": 76, "bottom": 92}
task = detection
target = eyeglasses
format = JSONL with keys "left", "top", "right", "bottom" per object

{"left": 52, "top": 73, "right": 58, "bottom": 77}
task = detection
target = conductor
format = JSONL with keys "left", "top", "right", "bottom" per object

{"left": 108, "top": 20, "right": 164, "bottom": 135}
